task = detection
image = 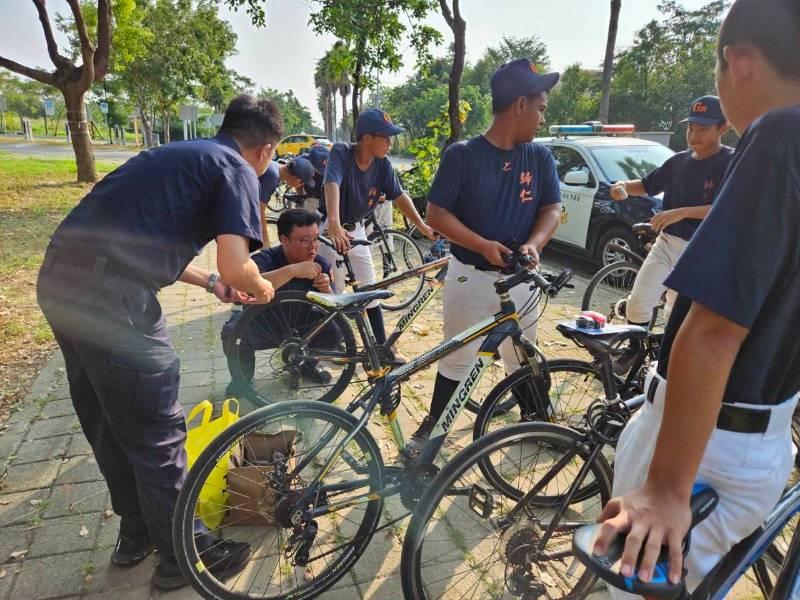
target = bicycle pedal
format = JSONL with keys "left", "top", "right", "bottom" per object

{"left": 468, "top": 483, "right": 497, "bottom": 519}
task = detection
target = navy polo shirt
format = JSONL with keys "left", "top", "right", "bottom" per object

{"left": 642, "top": 146, "right": 734, "bottom": 240}
{"left": 427, "top": 135, "right": 561, "bottom": 269}
{"left": 657, "top": 105, "right": 800, "bottom": 406}
{"left": 259, "top": 161, "right": 282, "bottom": 204}
{"left": 50, "top": 133, "right": 263, "bottom": 290}
{"left": 252, "top": 245, "right": 331, "bottom": 293}
{"left": 322, "top": 143, "right": 403, "bottom": 223}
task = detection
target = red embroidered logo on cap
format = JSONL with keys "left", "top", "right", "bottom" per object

{"left": 383, "top": 112, "right": 392, "bottom": 123}
{"left": 530, "top": 63, "right": 537, "bottom": 74}
{"left": 692, "top": 102, "right": 708, "bottom": 113}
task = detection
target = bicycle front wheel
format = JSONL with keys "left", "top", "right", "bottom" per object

{"left": 367, "top": 228, "right": 425, "bottom": 310}
{"left": 173, "top": 401, "right": 385, "bottom": 600}
{"left": 582, "top": 260, "right": 639, "bottom": 325}
{"left": 401, "top": 422, "right": 613, "bottom": 600}
{"left": 226, "top": 290, "right": 359, "bottom": 406}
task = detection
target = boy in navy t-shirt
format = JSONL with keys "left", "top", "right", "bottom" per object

{"left": 222, "top": 209, "right": 340, "bottom": 392}
{"left": 321, "top": 108, "right": 435, "bottom": 345}
{"left": 610, "top": 96, "right": 733, "bottom": 322}
{"left": 405, "top": 58, "right": 563, "bottom": 454}
{"left": 594, "top": 1, "right": 800, "bottom": 594}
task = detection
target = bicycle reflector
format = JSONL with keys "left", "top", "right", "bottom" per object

{"left": 576, "top": 311, "right": 607, "bottom": 330}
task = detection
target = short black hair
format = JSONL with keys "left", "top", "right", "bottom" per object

{"left": 219, "top": 94, "right": 284, "bottom": 148}
{"left": 277, "top": 209, "right": 321, "bottom": 239}
{"left": 718, "top": 0, "right": 800, "bottom": 80}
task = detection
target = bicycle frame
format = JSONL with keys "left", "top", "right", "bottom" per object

{"left": 284, "top": 289, "right": 549, "bottom": 519}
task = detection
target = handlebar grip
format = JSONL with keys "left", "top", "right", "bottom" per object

{"left": 551, "top": 269, "right": 574, "bottom": 292}
{"left": 351, "top": 239, "right": 372, "bottom": 247}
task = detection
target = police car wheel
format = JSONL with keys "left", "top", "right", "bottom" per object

{"left": 595, "top": 227, "right": 639, "bottom": 268}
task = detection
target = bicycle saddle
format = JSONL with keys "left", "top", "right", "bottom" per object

{"left": 633, "top": 222, "right": 657, "bottom": 240}
{"left": 572, "top": 485, "right": 718, "bottom": 599}
{"left": 557, "top": 321, "right": 649, "bottom": 354}
{"left": 306, "top": 289, "right": 394, "bottom": 311}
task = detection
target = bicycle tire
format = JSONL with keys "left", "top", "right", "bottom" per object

{"left": 793, "top": 406, "right": 800, "bottom": 468}
{"left": 266, "top": 183, "right": 287, "bottom": 213}
{"left": 473, "top": 359, "right": 606, "bottom": 437}
{"left": 401, "top": 422, "right": 613, "bottom": 600}
{"left": 265, "top": 215, "right": 279, "bottom": 247}
{"left": 173, "top": 400, "right": 385, "bottom": 600}
{"left": 226, "top": 290, "right": 359, "bottom": 406}
{"left": 367, "top": 228, "right": 425, "bottom": 311}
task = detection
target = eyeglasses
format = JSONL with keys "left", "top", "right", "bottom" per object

{"left": 291, "top": 236, "right": 320, "bottom": 248}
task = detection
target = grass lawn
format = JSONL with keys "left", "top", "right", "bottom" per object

{"left": 0, "top": 152, "right": 118, "bottom": 419}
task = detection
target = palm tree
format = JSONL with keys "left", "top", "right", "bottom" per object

{"left": 314, "top": 56, "right": 336, "bottom": 139}
{"left": 598, "top": 0, "right": 622, "bottom": 123}
{"left": 325, "top": 42, "right": 353, "bottom": 141}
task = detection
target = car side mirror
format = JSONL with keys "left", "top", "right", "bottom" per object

{"left": 564, "top": 170, "right": 591, "bottom": 186}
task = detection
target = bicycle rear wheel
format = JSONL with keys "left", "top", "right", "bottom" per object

{"left": 368, "top": 228, "right": 425, "bottom": 311}
{"left": 226, "top": 290, "right": 359, "bottom": 406}
{"left": 173, "top": 401, "right": 385, "bottom": 600}
{"left": 582, "top": 261, "right": 664, "bottom": 330}
{"left": 401, "top": 422, "right": 612, "bottom": 600}
{"left": 267, "top": 183, "right": 287, "bottom": 213}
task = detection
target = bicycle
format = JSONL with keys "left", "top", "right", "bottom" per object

{"left": 226, "top": 235, "right": 450, "bottom": 405}
{"left": 266, "top": 206, "right": 427, "bottom": 311}
{"left": 402, "top": 391, "right": 797, "bottom": 599}
{"left": 575, "top": 480, "right": 800, "bottom": 599}
{"left": 582, "top": 222, "right": 665, "bottom": 329}
{"left": 173, "top": 256, "right": 574, "bottom": 600}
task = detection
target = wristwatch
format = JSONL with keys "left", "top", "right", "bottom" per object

{"left": 206, "top": 272, "right": 220, "bottom": 293}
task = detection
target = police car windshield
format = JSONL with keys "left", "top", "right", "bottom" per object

{"left": 591, "top": 145, "right": 674, "bottom": 182}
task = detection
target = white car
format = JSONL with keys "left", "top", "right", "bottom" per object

{"left": 538, "top": 126, "right": 674, "bottom": 267}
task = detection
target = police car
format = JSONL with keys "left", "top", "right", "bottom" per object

{"left": 538, "top": 123, "right": 674, "bottom": 267}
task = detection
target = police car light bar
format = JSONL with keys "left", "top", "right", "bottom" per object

{"left": 549, "top": 123, "right": 636, "bottom": 136}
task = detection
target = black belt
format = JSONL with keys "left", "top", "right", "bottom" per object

{"left": 474, "top": 264, "right": 502, "bottom": 272}
{"left": 646, "top": 377, "right": 771, "bottom": 434}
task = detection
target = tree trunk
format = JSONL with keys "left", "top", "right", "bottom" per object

{"left": 331, "top": 92, "right": 338, "bottom": 141}
{"left": 351, "top": 37, "right": 366, "bottom": 141}
{"left": 598, "top": 0, "right": 622, "bottom": 123}
{"left": 62, "top": 88, "right": 96, "bottom": 183}
{"left": 443, "top": 0, "right": 466, "bottom": 148}
{"left": 340, "top": 89, "right": 348, "bottom": 140}
{"left": 162, "top": 111, "right": 171, "bottom": 144}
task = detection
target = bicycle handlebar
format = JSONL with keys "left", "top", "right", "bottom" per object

{"left": 493, "top": 254, "right": 574, "bottom": 296}
{"left": 317, "top": 234, "right": 371, "bottom": 254}
{"left": 572, "top": 486, "right": 719, "bottom": 599}
{"left": 284, "top": 192, "right": 312, "bottom": 203}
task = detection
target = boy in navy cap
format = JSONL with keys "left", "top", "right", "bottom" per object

{"left": 405, "top": 58, "right": 563, "bottom": 454}
{"left": 594, "top": 1, "right": 800, "bottom": 595}
{"left": 609, "top": 95, "right": 733, "bottom": 373}
{"left": 321, "top": 108, "right": 434, "bottom": 344}
{"left": 257, "top": 157, "right": 312, "bottom": 245}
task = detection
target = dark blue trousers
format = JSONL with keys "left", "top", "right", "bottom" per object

{"left": 37, "top": 250, "right": 186, "bottom": 559}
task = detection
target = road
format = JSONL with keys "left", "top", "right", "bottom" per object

{"left": 0, "top": 137, "right": 415, "bottom": 168}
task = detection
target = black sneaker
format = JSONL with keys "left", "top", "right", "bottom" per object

{"left": 403, "top": 416, "right": 435, "bottom": 459}
{"left": 151, "top": 540, "right": 251, "bottom": 591}
{"left": 110, "top": 531, "right": 154, "bottom": 567}
{"left": 300, "top": 361, "right": 332, "bottom": 384}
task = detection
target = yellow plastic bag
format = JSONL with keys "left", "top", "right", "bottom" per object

{"left": 185, "top": 398, "right": 239, "bottom": 529}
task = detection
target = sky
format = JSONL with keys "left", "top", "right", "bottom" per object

{"left": 0, "top": 0, "right": 715, "bottom": 126}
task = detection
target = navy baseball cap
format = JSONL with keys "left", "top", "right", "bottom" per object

{"left": 684, "top": 95, "right": 726, "bottom": 125}
{"left": 288, "top": 157, "right": 316, "bottom": 189}
{"left": 355, "top": 108, "right": 404, "bottom": 138}
{"left": 491, "top": 58, "right": 560, "bottom": 110}
{"left": 307, "top": 144, "right": 329, "bottom": 175}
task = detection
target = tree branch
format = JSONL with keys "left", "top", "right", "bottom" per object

{"left": 453, "top": 0, "right": 464, "bottom": 28}
{"left": 32, "top": 0, "right": 71, "bottom": 70}
{"left": 93, "top": 0, "right": 112, "bottom": 80}
{"left": 438, "top": 0, "right": 454, "bottom": 28}
{"left": 66, "top": 0, "right": 95, "bottom": 89}
{"left": 0, "top": 55, "right": 55, "bottom": 86}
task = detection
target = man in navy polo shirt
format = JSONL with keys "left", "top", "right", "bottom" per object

{"left": 405, "top": 58, "right": 562, "bottom": 454}
{"left": 222, "top": 208, "right": 341, "bottom": 392}
{"left": 36, "top": 95, "right": 278, "bottom": 590}
{"left": 609, "top": 95, "right": 733, "bottom": 373}
{"left": 594, "top": 1, "right": 800, "bottom": 595}
{"left": 321, "top": 108, "right": 435, "bottom": 344}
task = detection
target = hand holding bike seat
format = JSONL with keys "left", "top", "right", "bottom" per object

{"left": 572, "top": 485, "right": 719, "bottom": 598}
